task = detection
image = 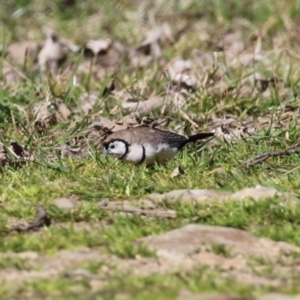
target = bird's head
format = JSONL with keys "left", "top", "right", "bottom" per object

{"left": 103, "top": 139, "right": 128, "bottom": 159}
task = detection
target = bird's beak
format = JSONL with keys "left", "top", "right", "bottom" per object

{"left": 103, "top": 148, "right": 109, "bottom": 157}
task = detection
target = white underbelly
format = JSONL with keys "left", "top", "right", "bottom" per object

{"left": 144, "top": 143, "right": 178, "bottom": 165}
{"left": 120, "top": 143, "right": 179, "bottom": 165}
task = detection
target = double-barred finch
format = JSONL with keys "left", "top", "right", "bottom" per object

{"left": 102, "top": 126, "right": 214, "bottom": 166}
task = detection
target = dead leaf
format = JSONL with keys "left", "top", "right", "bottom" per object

{"left": 206, "top": 117, "right": 257, "bottom": 146}
{"left": 84, "top": 39, "right": 125, "bottom": 67}
{"left": 170, "top": 59, "right": 192, "bottom": 75}
{"left": 60, "top": 144, "right": 88, "bottom": 159}
{"left": 89, "top": 114, "right": 170, "bottom": 148}
{"left": 129, "top": 26, "right": 164, "bottom": 68}
{"left": 170, "top": 166, "right": 185, "bottom": 178}
{"left": 78, "top": 91, "right": 100, "bottom": 115}
{"left": 122, "top": 96, "right": 165, "bottom": 113}
{"left": 32, "top": 100, "right": 54, "bottom": 131}
{"left": 32, "top": 99, "right": 72, "bottom": 132}
{"left": 118, "top": 114, "right": 169, "bottom": 128}
{"left": 2, "top": 65, "right": 25, "bottom": 86}
{"left": 170, "top": 73, "right": 197, "bottom": 93}
{"left": 91, "top": 117, "right": 128, "bottom": 133}
{"left": 38, "top": 27, "right": 79, "bottom": 75}
{"left": 7, "top": 41, "right": 42, "bottom": 65}
{"left": 53, "top": 100, "right": 72, "bottom": 121}
{"left": 222, "top": 31, "right": 245, "bottom": 58}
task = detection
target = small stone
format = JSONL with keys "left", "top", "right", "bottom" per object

{"left": 139, "top": 199, "right": 156, "bottom": 209}
{"left": 54, "top": 197, "right": 76, "bottom": 210}
{"left": 98, "top": 199, "right": 110, "bottom": 207}
{"left": 65, "top": 268, "right": 91, "bottom": 278}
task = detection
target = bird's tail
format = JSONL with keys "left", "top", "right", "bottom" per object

{"left": 187, "top": 132, "right": 214, "bottom": 143}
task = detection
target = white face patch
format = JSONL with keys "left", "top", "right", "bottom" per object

{"left": 106, "top": 140, "right": 127, "bottom": 159}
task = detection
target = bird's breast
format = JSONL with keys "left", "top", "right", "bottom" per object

{"left": 122, "top": 144, "right": 145, "bottom": 165}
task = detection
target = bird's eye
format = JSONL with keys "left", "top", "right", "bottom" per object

{"left": 110, "top": 144, "right": 115, "bottom": 149}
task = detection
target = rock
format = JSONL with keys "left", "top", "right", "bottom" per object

{"left": 258, "top": 294, "right": 300, "bottom": 300}
{"left": 147, "top": 189, "right": 226, "bottom": 204}
{"left": 65, "top": 268, "right": 92, "bottom": 278}
{"left": 98, "top": 199, "right": 175, "bottom": 219}
{"left": 145, "top": 185, "right": 297, "bottom": 204}
{"left": 54, "top": 197, "right": 77, "bottom": 210}
{"left": 230, "top": 185, "right": 291, "bottom": 201}
{"left": 177, "top": 290, "right": 241, "bottom": 300}
{"left": 137, "top": 199, "right": 156, "bottom": 209}
{"left": 98, "top": 199, "right": 110, "bottom": 207}
{"left": 138, "top": 224, "right": 298, "bottom": 259}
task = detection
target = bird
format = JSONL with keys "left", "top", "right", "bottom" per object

{"left": 102, "top": 126, "right": 214, "bottom": 166}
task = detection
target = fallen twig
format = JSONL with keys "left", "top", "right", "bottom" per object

{"left": 1, "top": 205, "right": 51, "bottom": 234}
{"left": 245, "top": 140, "right": 300, "bottom": 167}
{"left": 179, "top": 108, "right": 199, "bottom": 128}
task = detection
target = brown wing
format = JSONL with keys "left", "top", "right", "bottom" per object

{"left": 102, "top": 126, "right": 183, "bottom": 145}
{"left": 102, "top": 126, "right": 213, "bottom": 153}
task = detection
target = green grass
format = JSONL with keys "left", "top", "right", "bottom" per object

{"left": 2, "top": 267, "right": 300, "bottom": 300}
{"left": 1, "top": 0, "right": 300, "bottom": 298}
